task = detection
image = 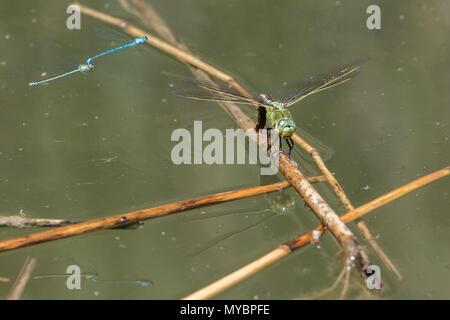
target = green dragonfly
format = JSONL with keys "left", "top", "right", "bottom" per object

{"left": 173, "top": 60, "right": 364, "bottom": 156}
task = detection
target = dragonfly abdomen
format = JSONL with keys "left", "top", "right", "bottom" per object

{"left": 256, "top": 106, "right": 267, "bottom": 131}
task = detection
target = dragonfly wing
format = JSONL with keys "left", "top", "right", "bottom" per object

{"left": 281, "top": 59, "right": 366, "bottom": 108}
{"left": 172, "top": 78, "right": 267, "bottom": 107}
{"left": 172, "top": 88, "right": 255, "bottom": 104}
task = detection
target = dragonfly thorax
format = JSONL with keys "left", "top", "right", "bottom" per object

{"left": 79, "top": 64, "right": 94, "bottom": 72}
{"left": 259, "top": 93, "right": 286, "bottom": 109}
{"left": 259, "top": 93, "right": 274, "bottom": 106}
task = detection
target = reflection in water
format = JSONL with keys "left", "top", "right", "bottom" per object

{"left": 186, "top": 173, "right": 300, "bottom": 256}
{"left": 264, "top": 188, "right": 296, "bottom": 216}
{"left": 33, "top": 272, "right": 152, "bottom": 287}
{"left": 185, "top": 207, "right": 275, "bottom": 257}
{"left": 261, "top": 171, "right": 297, "bottom": 216}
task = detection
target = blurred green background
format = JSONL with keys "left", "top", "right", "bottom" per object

{"left": 0, "top": 0, "right": 449, "bottom": 299}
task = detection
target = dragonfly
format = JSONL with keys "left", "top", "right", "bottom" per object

{"left": 29, "top": 35, "right": 148, "bottom": 86}
{"left": 173, "top": 61, "right": 364, "bottom": 156}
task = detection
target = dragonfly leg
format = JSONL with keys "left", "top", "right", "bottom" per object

{"left": 279, "top": 134, "right": 283, "bottom": 153}
{"left": 276, "top": 136, "right": 293, "bottom": 158}
{"left": 256, "top": 107, "right": 267, "bottom": 131}
{"left": 278, "top": 137, "right": 293, "bottom": 158}
{"left": 286, "top": 137, "right": 294, "bottom": 158}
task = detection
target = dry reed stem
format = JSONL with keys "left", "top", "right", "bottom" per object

{"left": 0, "top": 176, "right": 324, "bottom": 251}
{"left": 0, "top": 180, "right": 299, "bottom": 252}
{"left": 6, "top": 256, "right": 36, "bottom": 300}
{"left": 183, "top": 166, "right": 449, "bottom": 299}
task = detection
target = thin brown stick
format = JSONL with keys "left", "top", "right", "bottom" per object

{"left": 0, "top": 176, "right": 324, "bottom": 251}
{"left": 183, "top": 166, "right": 449, "bottom": 299}
{"left": 6, "top": 256, "right": 37, "bottom": 300}
{"left": 0, "top": 181, "right": 297, "bottom": 252}
{"left": 0, "top": 276, "right": 10, "bottom": 282}
{"left": 306, "top": 175, "right": 327, "bottom": 183}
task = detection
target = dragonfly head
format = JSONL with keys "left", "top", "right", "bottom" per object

{"left": 276, "top": 118, "right": 296, "bottom": 138}
{"left": 259, "top": 93, "right": 274, "bottom": 106}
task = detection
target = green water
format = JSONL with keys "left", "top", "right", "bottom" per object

{"left": 0, "top": 0, "right": 449, "bottom": 299}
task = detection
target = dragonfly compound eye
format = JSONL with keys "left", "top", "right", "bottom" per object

{"left": 276, "top": 118, "right": 296, "bottom": 138}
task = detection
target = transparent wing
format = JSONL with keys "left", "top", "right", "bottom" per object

{"left": 172, "top": 78, "right": 267, "bottom": 108}
{"left": 281, "top": 59, "right": 366, "bottom": 108}
{"left": 95, "top": 27, "right": 133, "bottom": 42}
